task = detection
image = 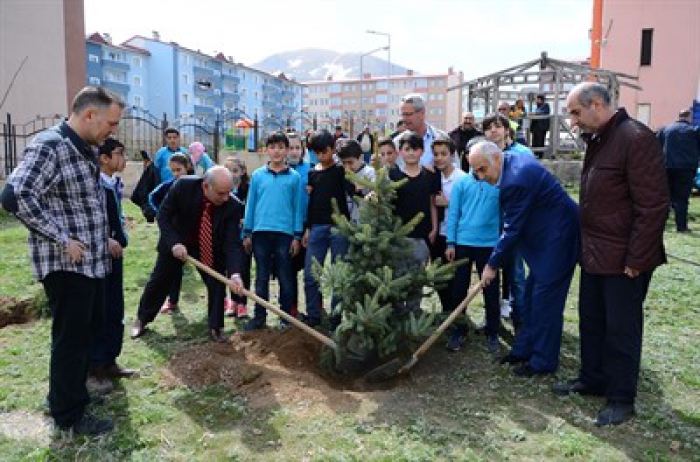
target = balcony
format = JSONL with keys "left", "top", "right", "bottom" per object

{"left": 193, "top": 65, "right": 214, "bottom": 77}
{"left": 262, "top": 100, "right": 279, "bottom": 110}
{"left": 102, "top": 58, "right": 130, "bottom": 72}
{"left": 223, "top": 94, "right": 240, "bottom": 105}
{"left": 103, "top": 80, "right": 130, "bottom": 95}
{"left": 262, "top": 83, "right": 281, "bottom": 94}
{"left": 194, "top": 104, "right": 215, "bottom": 115}
{"left": 222, "top": 74, "right": 240, "bottom": 85}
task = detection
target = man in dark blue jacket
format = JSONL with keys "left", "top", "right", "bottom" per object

{"left": 657, "top": 109, "right": 700, "bottom": 232}
{"left": 469, "top": 140, "right": 580, "bottom": 377}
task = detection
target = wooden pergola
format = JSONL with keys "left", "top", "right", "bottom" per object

{"left": 448, "top": 52, "right": 641, "bottom": 158}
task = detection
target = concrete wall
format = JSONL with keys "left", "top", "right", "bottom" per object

{"left": 600, "top": 0, "right": 700, "bottom": 130}
{"left": 0, "top": 0, "right": 84, "bottom": 123}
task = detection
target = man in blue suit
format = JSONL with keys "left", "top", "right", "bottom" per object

{"left": 469, "top": 140, "right": 580, "bottom": 376}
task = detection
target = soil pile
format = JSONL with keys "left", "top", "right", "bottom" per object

{"left": 0, "top": 297, "right": 34, "bottom": 329}
{"left": 163, "top": 328, "right": 397, "bottom": 410}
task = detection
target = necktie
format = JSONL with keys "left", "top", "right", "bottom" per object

{"left": 199, "top": 202, "right": 214, "bottom": 267}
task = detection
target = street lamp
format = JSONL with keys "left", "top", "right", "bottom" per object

{"left": 360, "top": 45, "right": 389, "bottom": 126}
{"left": 367, "top": 29, "right": 391, "bottom": 129}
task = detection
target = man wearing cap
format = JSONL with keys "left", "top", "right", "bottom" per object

{"left": 657, "top": 109, "right": 700, "bottom": 232}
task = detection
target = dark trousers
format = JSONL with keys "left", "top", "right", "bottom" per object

{"left": 42, "top": 271, "right": 104, "bottom": 427}
{"left": 531, "top": 130, "right": 548, "bottom": 157}
{"left": 91, "top": 258, "right": 124, "bottom": 368}
{"left": 578, "top": 268, "right": 652, "bottom": 403}
{"left": 452, "top": 245, "right": 501, "bottom": 336}
{"left": 167, "top": 266, "right": 183, "bottom": 304}
{"left": 251, "top": 231, "right": 294, "bottom": 321}
{"left": 511, "top": 268, "right": 574, "bottom": 372}
{"left": 430, "top": 235, "right": 453, "bottom": 312}
{"left": 137, "top": 252, "right": 226, "bottom": 329}
{"left": 501, "top": 250, "right": 526, "bottom": 324}
{"left": 230, "top": 251, "right": 252, "bottom": 306}
{"left": 666, "top": 168, "right": 696, "bottom": 231}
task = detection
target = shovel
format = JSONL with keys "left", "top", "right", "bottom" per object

{"left": 186, "top": 256, "right": 338, "bottom": 350}
{"left": 364, "top": 282, "right": 483, "bottom": 383}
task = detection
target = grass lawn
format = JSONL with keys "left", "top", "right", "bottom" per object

{"left": 0, "top": 197, "right": 699, "bottom": 461}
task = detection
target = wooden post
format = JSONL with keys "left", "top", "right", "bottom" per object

{"left": 552, "top": 69, "right": 562, "bottom": 159}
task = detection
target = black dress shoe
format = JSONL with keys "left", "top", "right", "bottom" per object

{"left": 499, "top": 353, "right": 529, "bottom": 365}
{"left": 209, "top": 328, "right": 227, "bottom": 343}
{"left": 552, "top": 378, "right": 604, "bottom": 396}
{"left": 130, "top": 319, "right": 147, "bottom": 339}
{"left": 512, "top": 363, "right": 553, "bottom": 377}
{"left": 103, "top": 364, "right": 138, "bottom": 379}
{"left": 57, "top": 413, "right": 114, "bottom": 436}
{"left": 596, "top": 402, "right": 635, "bottom": 426}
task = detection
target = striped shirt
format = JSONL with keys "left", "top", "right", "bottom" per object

{"left": 7, "top": 122, "right": 110, "bottom": 280}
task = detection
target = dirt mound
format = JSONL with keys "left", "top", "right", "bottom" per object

{"left": 0, "top": 297, "right": 34, "bottom": 329}
{"left": 163, "top": 329, "right": 398, "bottom": 410}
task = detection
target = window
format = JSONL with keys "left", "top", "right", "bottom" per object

{"left": 636, "top": 103, "right": 651, "bottom": 126}
{"left": 183, "top": 74, "right": 189, "bottom": 85}
{"left": 640, "top": 29, "right": 653, "bottom": 66}
{"left": 254, "top": 91, "right": 259, "bottom": 100}
{"left": 134, "top": 96, "right": 142, "bottom": 107}
{"left": 182, "top": 93, "right": 189, "bottom": 104}
{"left": 133, "top": 76, "right": 141, "bottom": 86}
{"left": 88, "top": 54, "right": 99, "bottom": 63}
{"left": 438, "top": 94, "right": 444, "bottom": 101}
{"left": 132, "top": 57, "right": 141, "bottom": 67}
{"left": 88, "top": 76, "right": 101, "bottom": 85}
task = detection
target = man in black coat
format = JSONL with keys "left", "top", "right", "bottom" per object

{"left": 131, "top": 166, "right": 244, "bottom": 342}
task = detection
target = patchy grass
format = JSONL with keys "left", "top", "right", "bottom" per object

{"left": 0, "top": 198, "right": 699, "bottom": 460}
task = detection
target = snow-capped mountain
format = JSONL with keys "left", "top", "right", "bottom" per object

{"left": 253, "top": 48, "right": 412, "bottom": 82}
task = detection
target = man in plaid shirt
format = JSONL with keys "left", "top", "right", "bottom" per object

{"left": 1, "top": 86, "right": 124, "bottom": 436}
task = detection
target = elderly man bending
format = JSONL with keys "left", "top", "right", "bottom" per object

{"left": 469, "top": 141, "right": 580, "bottom": 377}
{"left": 131, "top": 166, "right": 244, "bottom": 342}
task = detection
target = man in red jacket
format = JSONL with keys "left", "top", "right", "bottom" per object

{"left": 553, "top": 82, "right": 669, "bottom": 427}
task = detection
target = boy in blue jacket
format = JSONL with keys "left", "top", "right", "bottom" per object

{"left": 243, "top": 132, "right": 304, "bottom": 329}
{"left": 444, "top": 159, "right": 502, "bottom": 354}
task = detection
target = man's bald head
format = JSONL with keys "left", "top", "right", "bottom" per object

{"left": 203, "top": 166, "right": 233, "bottom": 205}
{"left": 468, "top": 140, "right": 503, "bottom": 185}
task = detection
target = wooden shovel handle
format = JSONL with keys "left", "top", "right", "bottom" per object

{"left": 185, "top": 256, "right": 337, "bottom": 349}
{"left": 412, "top": 283, "right": 483, "bottom": 360}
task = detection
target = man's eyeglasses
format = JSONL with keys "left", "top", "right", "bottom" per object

{"left": 401, "top": 111, "right": 416, "bottom": 117}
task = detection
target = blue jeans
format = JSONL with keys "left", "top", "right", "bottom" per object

{"left": 252, "top": 232, "right": 295, "bottom": 321}
{"left": 304, "top": 224, "right": 348, "bottom": 320}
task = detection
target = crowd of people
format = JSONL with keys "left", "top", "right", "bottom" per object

{"left": 2, "top": 80, "right": 695, "bottom": 436}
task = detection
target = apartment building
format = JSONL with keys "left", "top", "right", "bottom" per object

{"left": 85, "top": 33, "right": 305, "bottom": 131}
{"left": 303, "top": 68, "right": 463, "bottom": 135}
{"left": 594, "top": 0, "right": 700, "bottom": 129}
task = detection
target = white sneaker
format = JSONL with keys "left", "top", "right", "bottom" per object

{"left": 500, "top": 299, "right": 512, "bottom": 319}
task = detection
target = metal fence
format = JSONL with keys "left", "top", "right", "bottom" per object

{"left": 1, "top": 109, "right": 322, "bottom": 179}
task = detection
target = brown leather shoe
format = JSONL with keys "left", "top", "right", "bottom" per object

{"left": 103, "top": 364, "right": 138, "bottom": 379}
{"left": 130, "top": 319, "right": 147, "bottom": 339}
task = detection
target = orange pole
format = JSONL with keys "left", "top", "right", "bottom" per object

{"left": 590, "top": 0, "right": 604, "bottom": 68}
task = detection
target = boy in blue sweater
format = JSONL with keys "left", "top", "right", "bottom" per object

{"left": 244, "top": 132, "right": 304, "bottom": 329}
{"left": 445, "top": 158, "right": 502, "bottom": 353}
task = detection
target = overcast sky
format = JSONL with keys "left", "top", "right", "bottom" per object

{"left": 85, "top": 0, "right": 593, "bottom": 80}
